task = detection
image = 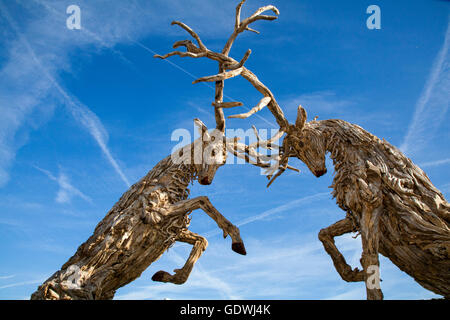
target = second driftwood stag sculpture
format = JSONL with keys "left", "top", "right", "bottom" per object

{"left": 156, "top": 0, "right": 450, "bottom": 300}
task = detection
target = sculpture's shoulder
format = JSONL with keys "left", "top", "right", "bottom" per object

{"left": 105, "top": 155, "right": 174, "bottom": 214}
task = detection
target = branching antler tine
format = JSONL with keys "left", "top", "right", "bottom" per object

{"left": 193, "top": 67, "right": 243, "bottom": 84}
{"left": 287, "top": 165, "right": 300, "bottom": 173}
{"left": 231, "top": 149, "right": 272, "bottom": 168}
{"left": 240, "top": 68, "right": 289, "bottom": 130}
{"left": 171, "top": 21, "right": 207, "bottom": 51}
{"left": 249, "top": 5, "right": 280, "bottom": 19}
{"left": 224, "top": 2, "right": 280, "bottom": 56}
{"left": 235, "top": 0, "right": 247, "bottom": 29}
{"left": 239, "top": 11, "right": 279, "bottom": 32}
{"left": 270, "top": 129, "right": 285, "bottom": 142}
{"left": 172, "top": 40, "right": 203, "bottom": 54}
{"left": 225, "top": 49, "right": 252, "bottom": 70}
{"left": 236, "top": 0, "right": 247, "bottom": 25}
{"left": 242, "top": 145, "right": 276, "bottom": 163}
{"left": 238, "top": 49, "right": 252, "bottom": 67}
{"left": 228, "top": 96, "right": 271, "bottom": 119}
{"left": 229, "top": 137, "right": 274, "bottom": 162}
{"left": 214, "top": 64, "right": 226, "bottom": 132}
{"left": 154, "top": 51, "right": 207, "bottom": 60}
{"left": 249, "top": 129, "right": 284, "bottom": 149}
{"left": 228, "top": 143, "right": 273, "bottom": 168}
{"left": 245, "top": 27, "right": 260, "bottom": 34}
{"left": 266, "top": 165, "right": 286, "bottom": 187}
{"left": 251, "top": 125, "right": 261, "bottom": 141}
{"left": 172, "top": 40, "right": 192, "bottom": 49}
{"left": 249, "top": 125, "right": 277, "bottom": 149}
{"left": 266, "top": 144, "right": 293, "bottom": 187}
{"left": 212, "top": 102, "right": 243, "bottom": 108}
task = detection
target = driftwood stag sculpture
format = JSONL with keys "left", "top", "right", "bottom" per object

{"left": 273, "top": 108, "right": 450, "bottom": 300}
{"left": 156, "top": 0, "right": 450, "bottom": 300}
{"left": 31, "top": 119, "right": 251, "bottom": 300}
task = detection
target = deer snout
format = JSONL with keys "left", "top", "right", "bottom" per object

{"left": 199, "top": 177, "right": 211, "bottom": 185}
{"left": 314, "top": 168, "right": 327, "bottom": 177}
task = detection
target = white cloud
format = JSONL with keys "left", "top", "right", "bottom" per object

{"left": 0, "top": 1, "right": 132, "bottom": 188}
{"left": 115, "top": 232, "right": 364, "bottom": 300}
{"left": 204, "top": 192, "right": 330, "bottom": 238}
{"left": 0, "top": 279, "right": 43, "bottom": 290}
{"left": 325, "top": 288, "right": 365, "bottom": 300}
{"left": 401, "top": 18, "right": 450, "bottom": 155}
{"left": 34, "top": 166, "right": 92, "bottom": 204}
{"left": 283, "top": 90, "right": 354, "bottom": 115}
{"left": 115, "top": 247, "right": 240, "bottom": 300}
{"left": 420, "top": 158, "right": 450, "bottom": 168}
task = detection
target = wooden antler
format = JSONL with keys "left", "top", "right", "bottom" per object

{"left": 154, "top": 0, "right": 290, "bottom": 132}
{"left": 226, "top": 129, "right": 299, "bottom": 187}
{"left": 223, "top": 0, "right": 280, "bottom": 55}
{"left": 154, "top": 0, "right": 295, "bottom": 183}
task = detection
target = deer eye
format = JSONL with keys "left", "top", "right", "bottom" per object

{"left": 298, "top": 141, "right": 304, "bottom": 148}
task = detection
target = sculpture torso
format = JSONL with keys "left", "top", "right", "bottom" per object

{"left": 311, "top": 119, "right": 450, "bottom": 295}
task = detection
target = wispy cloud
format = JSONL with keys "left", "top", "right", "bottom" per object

{"left": 34, "top": 166, "right": 92, "bottom": 204}
{"left": 0, "top": 1, "right": 131, "bottom": 188}
{"left": 115, "top": 247, "right": 240, "bottom": 300}
{"left": 204, "top": 192, "right": 330, "bottom": 238}
{"left": 0, "top": 279, "right": 43, "bottom": 290}
{"left": 116, "top": 233, "right": 363, "bottom": 300}
{"left": 420, "top": 158, "right": 450, "bottom": 168}
{"left": 325, "top": 288, "right": 365, "bottom": 300}
{"left": 401, "top": 17, "right": 450, "bottom": 155}
{"left": 283, "top": 90, "right": 354, "bottom": 115}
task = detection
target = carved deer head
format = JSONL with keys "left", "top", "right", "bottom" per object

{"left": 286, "top": 106, "right": 327, "bottom": 178}
{"left": 172, "top": 118, "right": 228, "bottom": 186}
{"left": 193, "top": 119, "right": 228, "bottom": 185}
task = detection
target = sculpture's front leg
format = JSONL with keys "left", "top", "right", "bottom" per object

{"left": 169, "top": 196, "right": 246, "bottom": 255}
{"left": 152, "top": 229, "right": 208, "bottom": 285}
{"left": 318, "top": 217, "right": 365, "bottom": 282}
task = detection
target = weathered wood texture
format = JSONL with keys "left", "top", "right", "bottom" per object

{"left": 288, "top": 114, "right": 450, "bottom": 299}
{"left": 30, "top": 124, "right": 246, "bottom": 300}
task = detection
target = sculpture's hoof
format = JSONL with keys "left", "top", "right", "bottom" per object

{"left": 152, "top": 270, "right": 171, "bottom": 282}
{"left": 232, "top": 242, "right": 247, "bottom": 255}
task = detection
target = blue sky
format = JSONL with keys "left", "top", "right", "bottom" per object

{"left": 0, "top": 0, "right": 449, "bottom": 300}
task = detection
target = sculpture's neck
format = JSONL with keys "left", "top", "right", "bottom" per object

{"left": 140, "top": 150, "right": 198, "bottom": 203}
{"left": 161, "top": 159, "right": 197, "bottom": 202}
{"left": 310, "top": 119, "right": 371, "bottom": 168}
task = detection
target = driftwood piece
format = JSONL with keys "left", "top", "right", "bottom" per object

{"left": 30, "top": 120, "right": 246, "bottom": 300}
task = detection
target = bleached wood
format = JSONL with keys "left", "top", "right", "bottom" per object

{"left": 211, "top": 101, "right": 243, "bottom": 109}
{"left": 228, "top": 96, "right": 271, "bottom": 119}
{"left": 153, "top": 0, "right": 290, "bottom": 131}
{"left": 192, "top": 67, "right": 243, "bottom": 84}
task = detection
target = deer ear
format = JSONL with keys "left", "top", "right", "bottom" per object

{"left": 295, "top": 105, "right": 307, "bottom": 130}
{"left": 194, "top": 118, "right": 211, "bottom": 140}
